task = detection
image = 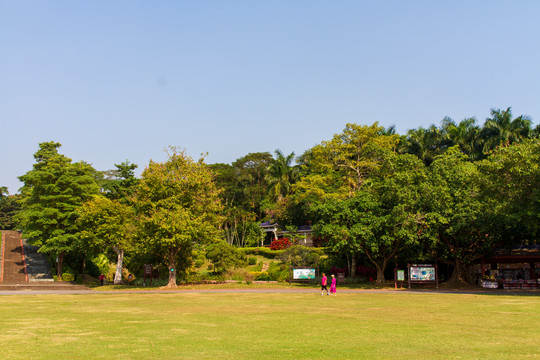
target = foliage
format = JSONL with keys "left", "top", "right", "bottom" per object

{"left": 205, "top": 240, "right": 245, "bottom": 273}
{"left": 100, "top": 161, "right": 139, "bottom": 202}
{"left": 221, "top": 208, "right": 263, "bottom": 247}
{"left": 77, "top": 195, "right": 135, "bottom": 284}
{"left": 16, "top": 142, "right": 100, "bottom": 279}
{"left": 210, "top": 152, "right": 273, "bottom": 220}
{"left": 134, "top": 147, "right": 223, "bottom": 287}
{"left": 312, "top": 148, "right": 427, "bottom": 284}
{"left": 266, "top": 149, "right": 299, "bottom": 202}
{"left": 270, "top": 238, "right": 291, "bottom": 250}
{"left": 239, "top": 247, "right": 284, "bottom": 259}
{"left": 422, "top": 150, "right": 496, "bottom": 286}
{"left": 478, "top": 139, "right": 540, "bottom": 243}
{"left": 481, "top": 107, "right": 532, "bottom": 153}
{"left": 0, "top": 188, "right": 20, "bottom": 230}
{"left": 277, "top": 245, "right": 321, "bottom": 267}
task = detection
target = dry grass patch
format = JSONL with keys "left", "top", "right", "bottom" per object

{"left": 0, "top": 292, "right": 538, "bottom": 359}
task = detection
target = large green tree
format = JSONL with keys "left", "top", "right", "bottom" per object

{"left": 479, "top": 139, "right": 540, "bottom": 243}
{"left": 313, "top": 150, "right": 427, "bottom": 283}
{"left": 423, "top": 149, "right": 496, "bottom": 287}
{"left": 135, "top": 147, "right": 223, "bottom": 287}
{"left": 16, "top": 142, "right": 100, "bottom": 278}
{"left": 78, "top": 196, "right": 135, "bottom": 284}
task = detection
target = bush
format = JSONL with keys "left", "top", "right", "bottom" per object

{"left": 238, "top": 247, "right": 283, "bottom": 259}
{"left": 207, "top": 263, "right": 214, "bottom": 271}
{"left": 61, "top": 273, "right": 75, "bottom": 282}
{"left": 248, "top": 257, "right": 257, "bottom": 265}
{"left": 206, "top": 241, "right": 244, "bottom": 273}
{"left": 244, "top": 272, "right": 254, "bottom": 284}
{"left": 254, "top": 271, "right": 274, "bottom": 281}
{"left": 194, "top": 259, "right": 205, "bottom": 268}
{"left": 270, "top": 238, "right": 291, "bottom": 250}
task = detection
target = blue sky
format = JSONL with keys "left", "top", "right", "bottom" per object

{"left": 1, "top": 1, "right": 539, "bottom": 194}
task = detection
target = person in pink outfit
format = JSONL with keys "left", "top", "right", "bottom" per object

{"left": 330, "top": 274, "right": 337, "bottom": 296}
{"left": 321, "top": 273, "right": 329, "bottom": 295}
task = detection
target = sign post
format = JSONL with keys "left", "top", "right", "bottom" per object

{"left": 394, "top": 268, "right": 405, "bottom": 289}
{"left": 408, "top": 264, "right": 438, "bottom": 289}
{"left": 143, "top": 264, "right": 153, "bottom": 287}
{"left": 289, "top": 267, "right": 317, "bottom": 284}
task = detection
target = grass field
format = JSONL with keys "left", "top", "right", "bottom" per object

{"left": 0, "top": 291, "right": 539, "bottom": 359}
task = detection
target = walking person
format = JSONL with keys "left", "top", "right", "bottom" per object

{"left": 321, "top": 273, "right": 329, "bottom": 295}
{"left": 330, "top": 274, "right": 337, "bottom": 296}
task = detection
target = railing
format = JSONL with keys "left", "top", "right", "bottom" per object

{"left": 1, "top": 231, "right": 4, "bottom": 282}
{"left": 18, "top": 232, "right": 29, "bottom": 282}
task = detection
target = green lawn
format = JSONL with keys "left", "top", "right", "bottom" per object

{"left": 0, "top": 291, "right": 539, "bottom": 359}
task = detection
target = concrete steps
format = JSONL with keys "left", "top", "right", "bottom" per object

{"left": 22, "top": 238, "right": 54, "bottom": 281}
{"left": 1, "top": 230, "right": 90, "bottom": 291}
{"left": 1, "top": 230, "right": 27, "bottom": 284}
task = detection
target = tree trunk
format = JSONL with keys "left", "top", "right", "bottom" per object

{"left": 350, "top": 256, "right": 357, "bottom": 278}
{"left": 57, "top": 252, "right": 64, "bottom": 280}
{"left": 447, "top": 259, "right": 473, "bottom": 288}
{"left": 80, "top": 252, "right": 86, "bottom": 280}
{"left": 167, "top": 248, "right": 177, "bottom": 288}
{"left": 113, "top": 245, "right": 124, "bottom": 285}
{"left": 375, "top": 264, "right": 386, "bottom": 286}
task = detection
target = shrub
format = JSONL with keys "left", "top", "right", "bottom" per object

{"left": 239, "top": 247, "right": 282, "bottom": 258}
{"left": 194, "top": 259, "right": 204, "bottom": 268}
{"left": 207, "top": 263, "right": 214, "bottom": 271}
{"left": 254, "top": 271, "right": 273, "bottom": 281}
{"left": 61, "top": 273, "right": 75, "bottom": 282}
{"left": 244, "top": 272, "right": 254, "bottom": 284}
{"left": 270, "top": 238, "right": 291, "bottom": 250}
{"left": 248, "top": 257, "right": 257, "bottom": 265}
{"left": 206, "top": 241, "right": 244, "bottom": 273}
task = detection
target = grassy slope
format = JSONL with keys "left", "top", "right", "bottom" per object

{"left": 0, "top": 292, "right": 538, "bottom": 359}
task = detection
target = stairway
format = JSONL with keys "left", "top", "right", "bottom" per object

{"left": 1, "top": 230, "right": 27, "bottom": 284}
{"left": 1, "top": 230, "right": 90, "bottom": 291}
{"left": 23, "top": 238, "right": 54, "bottom": 281}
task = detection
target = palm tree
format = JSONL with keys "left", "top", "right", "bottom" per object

{"left": 481, "top": 107, "right": 532, "bottom": 152}
{"left": 440, "top": 117, "right": 482, "bottom": 160}
{"left": 267, "top": 150, "right": 299, "bottom": 202}
{"left": 402, "top": 125, "right": 443, "bottom": 166}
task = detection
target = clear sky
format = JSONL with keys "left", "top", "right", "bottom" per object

{"left": 1, "top": 1, "right": 539, "bottom": 194}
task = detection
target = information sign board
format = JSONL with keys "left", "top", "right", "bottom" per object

{"left": 409, "top": 267, "right": 435, "bottom": 281}
{"left": 408, "top": 264, "right": 438, "bottom": 289}
{"left": 293, "top": 268, "right": 316, "bottom": 280}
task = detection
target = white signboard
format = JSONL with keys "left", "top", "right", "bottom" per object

{"left": 293, "top": 269, "right": 316, "bottom": 280}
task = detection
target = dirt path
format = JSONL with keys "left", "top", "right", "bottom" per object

{"left": 1, "top": 287, "right": 538, "bottom": 296}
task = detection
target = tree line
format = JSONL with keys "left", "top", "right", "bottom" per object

{"left": 1, "top": 107, "right": 539, "bottom": 287}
